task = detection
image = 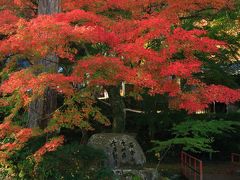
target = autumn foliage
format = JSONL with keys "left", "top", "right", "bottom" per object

{"left": 0, "top": 0, "right": 239, "bottom": 162}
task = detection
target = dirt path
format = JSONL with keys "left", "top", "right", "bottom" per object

{"left": 157, "top": 162, "right": 240, "bottom": 180}
{"left": 203, "top": 162, "right": 240, "bottom": 180}
{"left": 204, "top": 174, "right": 239, "bottom": 180}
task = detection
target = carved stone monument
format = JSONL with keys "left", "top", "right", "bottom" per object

{"left": 88, "top": 133, "right": 159, "bottom": 179}
{"left": 88, "top": 133, "right": 146, "bottom": 168}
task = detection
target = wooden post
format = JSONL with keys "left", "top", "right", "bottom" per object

{"left": 199, "top": 161, "right": 203, "bottom": 180}
{"left": 194, "top": 160, "right": 197, "bottom": 180}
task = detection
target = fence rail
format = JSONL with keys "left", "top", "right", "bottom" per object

{"left": 181, "top": 151, "right": 203, "bottom": 180}
{"left": 231, "top": 153, "right": 240, "bottom": 164}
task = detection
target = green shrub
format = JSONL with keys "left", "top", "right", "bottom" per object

{"left": 1, "top": 139, "right": 113, "bottom": 180}
{"left": 34, "top": 143, "right": 113, "bottom": 180}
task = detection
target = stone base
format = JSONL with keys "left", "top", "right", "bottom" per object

{"left": 113, "top": 168, "right": 159, "bottom": 180}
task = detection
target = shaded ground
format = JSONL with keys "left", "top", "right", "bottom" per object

{"left": 204, "top": 174, "right": 239, "bottom": 180}
{"left": 204, "top": 162, "right": 240, "bottom": 180}
{"left": 153, "top": 162, "right": 240, "bottom": 180}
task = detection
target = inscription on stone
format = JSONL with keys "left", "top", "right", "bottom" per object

{"left": 88, "top": 133, "right": 146, "bottom": 168}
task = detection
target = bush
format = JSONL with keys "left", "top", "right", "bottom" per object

{"left": 1, "top": 139, "right": 113, "bottom": 180}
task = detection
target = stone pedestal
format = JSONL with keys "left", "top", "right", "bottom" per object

{"left": 113, "top": 168, "right": 159, "bottom": 180}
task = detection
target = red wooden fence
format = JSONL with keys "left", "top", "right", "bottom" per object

{"left": 231, "top": 153, "right": 240, "bottom": 164}
{"left": 181, "top": 151, "right": 203, "bottom": 180}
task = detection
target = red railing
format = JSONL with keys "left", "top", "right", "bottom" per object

{"left": 231, "top": 153, "right": 240, "bottom": 164}
{"left": 181, "top": 151, "right": 203, "bottom": 180}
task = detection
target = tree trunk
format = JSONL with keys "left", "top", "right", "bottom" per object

{"left": 38, "top": 0, "right": 61, "bottom": 15}
{"left": 107, "top": 86, "right": 126, "bottom": 133}
{"left": 28, "top": 1, "right": 60, "bottom": 128}
{"left": 28, "top": 87, "right": 58, "bottom": 128}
